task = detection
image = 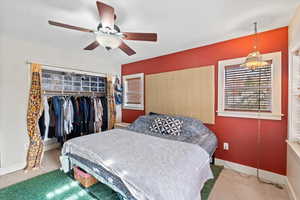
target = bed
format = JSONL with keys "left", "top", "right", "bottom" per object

{"left": 60, "top": 114, "right": 218, "bottom": 200}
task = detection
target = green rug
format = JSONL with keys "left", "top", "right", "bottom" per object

{"left": 0, "top": 165, "right": 223, "bottom": 200}
{"left": 201, "top": 165, "right": 223, "bottom": 200}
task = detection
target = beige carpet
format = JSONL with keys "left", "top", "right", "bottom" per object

{"left": 0, "top": 149, "right": 60, "bottom": 189}
{"left": 0, "top": 149, "right": 290, "bottom": 200}
{"left": 208, "top": 168, "right": 289, "bottom": 200}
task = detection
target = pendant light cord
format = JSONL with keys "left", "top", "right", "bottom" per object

{"left": 256, "top": 65, "right": 283, "bottom": 189}
{"left": 254, "top": 22, "right": 258, "bottom": 50}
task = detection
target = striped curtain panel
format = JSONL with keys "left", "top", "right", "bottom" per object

{"left": 107, "top": 75, "right": 116, "bottom": 129}
{"left": 25, "top": 63, "right": 44, "bottom": 170}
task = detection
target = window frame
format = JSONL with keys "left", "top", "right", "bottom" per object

{"left": 122, "top": 73, "right": 144, "bottom": 110}
{"left": 217, "top": 51, "right": 282, "bottom": 120}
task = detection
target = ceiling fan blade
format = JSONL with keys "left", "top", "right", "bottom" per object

{"left": 48, "top": 20, "right": 94, "bottom": 33}
{"left": 122, "top": 32, "right": 157, "bottom": 42}
{"left": 84, "top": 41, "right": 99, "bottom": 50}
{"left": 96, "top": 1, "right": 115, "bottom": 29}
{"left": 119, "top": 41, "right": 136, "bottom": 56}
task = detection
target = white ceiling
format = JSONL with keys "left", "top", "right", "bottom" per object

{"left": 0, "top": 0, "right": 299, "bottom": 65}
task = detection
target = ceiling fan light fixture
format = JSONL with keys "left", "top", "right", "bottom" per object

{"left": 48, "top": 1, "right": 157, "bottom": 56}
{"left": 96, "top": 32, "right": 122, "bottom": 49}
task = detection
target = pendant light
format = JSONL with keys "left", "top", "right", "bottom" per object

{"left": 242, "top": 22, "right": 283, "bottom": 189}
{"left": 241, "top": 22, "right": 268, "bottom": 70}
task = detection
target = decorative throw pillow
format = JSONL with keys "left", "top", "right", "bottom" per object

{"left": 162, "top": 117, "right": 183, "bottom": 136}
{"left": 149, "top": 117, "right": 165, "bottom": 134}
{"left": 149, "top": 116, "right": 183, "bottom": 136}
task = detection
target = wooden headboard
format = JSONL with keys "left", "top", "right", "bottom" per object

{"left": 145, "top": 66, "right": 215, "bottom": 124}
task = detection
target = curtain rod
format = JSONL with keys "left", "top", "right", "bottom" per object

{"left": 26, "top": 60, "right": 109, "bottom": 76}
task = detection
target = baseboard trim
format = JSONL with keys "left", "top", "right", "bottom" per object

{"left": 44, "top": 142, "right": 60, "bottom": 152}
{"left": 0, "top": 162, "right": 26, "bottom": 176}
{"left": 0, "top": 142, "right": 59, "bottom": 176}
{"left": 286, "top": 178, "right": 297, "bottom": 200}
{"left": 44, "top": 138, "right": 60, "bottom": 152}
{"left": 215, "top": 158, "right": 287, "bottom": 185}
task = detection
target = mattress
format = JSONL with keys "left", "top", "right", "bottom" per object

{"left": 62, "top": 129, "right": 213, "bottom": 200}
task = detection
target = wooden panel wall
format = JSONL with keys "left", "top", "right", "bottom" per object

{"left": 145, "top": 66, "right": 215, "bottom": 124}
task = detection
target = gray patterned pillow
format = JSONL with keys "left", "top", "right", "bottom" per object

{"left": 149, "top": 117, "right": 183, "bottom": 136}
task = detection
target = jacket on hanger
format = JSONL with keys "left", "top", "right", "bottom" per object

{"left": 63, "top": 97, "right": 74, "bottom": 135}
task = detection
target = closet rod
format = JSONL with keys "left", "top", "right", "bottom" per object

{"left": 26, "top": 60, "right": 108, "bottom": 76}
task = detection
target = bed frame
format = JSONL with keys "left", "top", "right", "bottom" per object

{"left": 61, "top": 153, "right": 216, "bottom": 200}
{"left": 60, "top": 155, "right": 130, "bottom": 200}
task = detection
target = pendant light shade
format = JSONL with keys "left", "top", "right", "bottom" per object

{"left": 241, "top": 50, "right": 268, "bottom": 70}
{"left": 241, "top": 22, "right": 268, "bottom": 70}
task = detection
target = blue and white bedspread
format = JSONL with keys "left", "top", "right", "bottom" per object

{"left": 62, "top": 129, "right": 213, "bottom": 200}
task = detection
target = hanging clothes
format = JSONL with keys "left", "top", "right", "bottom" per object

{"left": 88, "top": 98, "right": 95, "bottom": 133}
{"left": 43, "top": 97, "right": 50, "bottom": 139}
{"left": 94, "top": 97, "right": 103, "bottom": 133}
{"left": 48, "top": 97, "right": 56, "bottom": 139}
{"left": 85, "top": 97, "right": 91, "bottom": 134}
{"left": 38, "top": 97, "right": 52, "bottom": 140}
{"left": 52, "top": 96, "right": 64, "bottom": 143}
{"left": 76, "top": 97, "right": 84, "bottom": 135}
{"left": 114, "top": 76, "right": 123, "bottom": 105}
{"left": 36, "top": 69, "right": 114, "bottom": 145}
{"left": 79, "top": 97, "right": 89, "bottom": 135}
{"left": 101, "top": 97, "right": 108, "bottom": 131}
{"left": 63, "top": 97, "right": 74, "bottom": 135}
{"left": 38, "top": 111, "right": 46, "bottom": 139}
{"left": 39, "top": 95, "right": 108, "bottom": 144}
{"left": 70, "top": 96, "right": 81, "bottom": 138}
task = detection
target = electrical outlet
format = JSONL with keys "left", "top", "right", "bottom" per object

{"left": 223, "top": 142, "right": 229, "bottom": 150}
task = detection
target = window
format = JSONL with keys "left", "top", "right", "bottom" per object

{"left": 224, "top": 62, "right": 272, "bottom": 112}
{"left": 218, "top": 52, "right": 282, "bottom": 120}
{"left": 123, "top": 73, "right": 144, "bottom": 110}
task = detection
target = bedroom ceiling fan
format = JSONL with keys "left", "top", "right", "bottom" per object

{"left": 48, "top": 1, "right": 158, "bottom": 56}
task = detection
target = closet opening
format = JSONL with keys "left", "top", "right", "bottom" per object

{"left": 39, "top": 66, "right": 109, "bottom": 151}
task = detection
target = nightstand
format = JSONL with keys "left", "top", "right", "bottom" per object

{"left": 114, "top": 122, "right": 131, "bottom": 129}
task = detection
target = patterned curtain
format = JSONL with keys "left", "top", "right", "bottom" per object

{"left": 25, "top": 63, "right": 44, "bottom": 170}
{"left": 107, "top": 75, "right": 116, "bottom": 129}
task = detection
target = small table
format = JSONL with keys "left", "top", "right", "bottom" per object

{"left": 114, "top": 122, "right": 131, "bottom": 129}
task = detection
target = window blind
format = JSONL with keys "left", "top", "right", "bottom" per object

{"left": 125, "top": 78, "right": 142, "bottom": 104}
{"left": 224, "top": 61, "right": 272, "bottom": 112}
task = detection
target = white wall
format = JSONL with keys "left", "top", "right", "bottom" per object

{"left": 289, "top": 5, "right": 300, "bottom": 51}
{"left": 0, "top": 34, "right": 121, "bottom": 173}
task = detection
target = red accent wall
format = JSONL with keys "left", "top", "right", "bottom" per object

{"left": 122, "top": 27, "right": 288, "bottom": 175}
